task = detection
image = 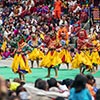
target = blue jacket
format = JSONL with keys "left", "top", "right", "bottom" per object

{"left": 69, "top": 88, "right": 92, "bottom": 100}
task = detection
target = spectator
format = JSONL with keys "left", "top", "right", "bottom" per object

{"left": 9, "top": 96, "right": 20, "bottom": 100}
{"left": 6, "top": 79, "right": 20, "bottom": 91}
{"left": 56, "top": 97, "right": 65, "bottom": 100}
{"left": 35, "top": 78, "right": 42, "bottom": 88}
{"left": 69, "top": 74, "right": 92, "bottom": 100}
{"left": 96, "top": 89, "right": 100, "bottom": 100}
{"left": 36, "top": 80, "right": 49, "bottom": 91}
{"left": 93, "top": 79, "right": 98, "bottom": 93}
{"left": 0, "top": 76, "right": 8, "bottom": 100}
{"left": 86, "top": 74, "right": 96, "bottom": 99}
{"left": 62, "top": 78, "right": 74, "bottom": 89}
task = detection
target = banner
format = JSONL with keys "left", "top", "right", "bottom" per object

{"left": 92, "top": 7, "right": 100, "bottom": 23}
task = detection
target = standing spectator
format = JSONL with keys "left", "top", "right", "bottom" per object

{"left": 54, "top": 0, "right": 62, "bottom": 19}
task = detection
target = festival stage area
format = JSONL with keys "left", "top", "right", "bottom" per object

{"left": 0, "top": 67, "right": 100, "bottom": 82}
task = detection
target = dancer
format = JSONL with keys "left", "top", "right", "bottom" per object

{"left": 12, "top": 37, "right": 32, "bottom": 81}
{"left": 28, "top": 33, "right": 45, "bottom": 68}
{"left": 79, "top": 48, "right": 92, "bottom": 74}
{"left": 91, "top": 48, "right": 99, "bottom": 73}
{"left": 40, "top": 48, "right": 62, "bottom": 78}
{"left": 71, "top": 47, "right": 92, "bottom": 74}
{"left": 59, "top": 46, "right": 72, "bottom": 69}
{"left": 40, "top": 34, "right": 62, "bottom": 78}
{"left": 28, "top": 47, "right": 44, "bottom": 68}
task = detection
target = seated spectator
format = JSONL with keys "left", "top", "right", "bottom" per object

{"left": 69, "top": 74, "right": 92, "bottom": 100}
{"left": 56, "top": 96, "right": 65, "bottom": 100}
{"left": 34, "top": 78, "right": 42, "bottom": 88}
{"left": 36, "top": 80, "right": 49, "bottom": 91}
{"left": 0, "top": 76, "right": 8, "bottom": 100}
{"left": 62, "top": 78, "right": 74, "bottom": 89}
{"left": 96, "top": 89, "right": 100, "bottom": 100}
{"left": 48, "top": 78, "right": 70, "bottom": 97}
{"left": 47, "top": 78, "right": 58, "bottom": 91}
{"left": 93, "top": 79, "right": 98, "bottom": 93}
{"left": 16, "top": 86, "right": 30, "bottom": 100}
{"left": 6, "top": 79, "right": 20, "bottom": 91}
{"left": 8, "top": 91, "right": 16, "bottom": 97}
{"left": 9, "top": 96, "right": 20, "bottom": 100}
{"left": 13, "top": 78, "right": 21, "bottom": 84}
{"left": 16, "top": 81, "right": 25, "bottom": 96}
{"left": 86, "top": 74, "right": 96, "bottom": 99}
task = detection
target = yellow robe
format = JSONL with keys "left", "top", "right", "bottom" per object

{"left": 59, "top": 49, "right": 72, "bottom": 63}
{"left": 71, "top": 52, "right": 81, "bottom": 69}
{"left": 82, "top": 51, "right": 92, "bottom": 69}
{"left": 28, "top": 48, "right": 44, "bottom": 61}
{"left": 12, "top": 54, "right": 31, "bottom": 73}
{"left": 71, "top": 51, "right": 92, "bottom": 69}
{"left": 40, "top": 50, "right": 62, "bottom": 68}
{"left": 1, "top": 41, "right": 7, "bottom": 52}
{"left": 98, "top": 54, "right": 100, "bottom": 65}
{"left": 91, "top": 51, "right": 99, "bottom": 64}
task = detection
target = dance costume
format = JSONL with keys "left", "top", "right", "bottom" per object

{"left": 28, "top": 48, "right": 44, "bottom": 61}
{"left": 12, "top": 53, "right": 31, "bottom": 74}
{"left": 91, "top": 49, "right": 99, "bottom": 66}
{"left": 59, "top": 49, "right": 72, "bottom": 64}
{"left": 40, "top": 50, "right": 62, "bottom": 68}
{"left": 71, "top": 52, "right": 82, "bottom": 69}
{"left": 1, "top": 41, "right": 7, "bottom": 52}
{"left": 12, "top": 38, "right": 32, "bottom": 74}
{"left": 71, "top": 51, "right": 92, "bottom": 70}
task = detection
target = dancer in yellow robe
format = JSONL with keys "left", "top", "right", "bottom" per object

{"left": 71, "top": 48, "right": 92, "bottom": 74}
{"left": 71, "top": 52, "right": 82, "bottom": 69}
{"left": 91, "top": 48, "right": 99, "bottom": 72}
{"left": 12, "top": 38, "right": 32, "bottom": 80}
{"left": 1, "top": 41, "right": 7, "bottom": 52}
{"left": 59, "top": 47, "right": 72, "bottom": 69}
{"left": 40, "top": 48, "right": 62, "bottom": 78}
{"left": 28, "top": 48, "right": 44, "bottom": 68}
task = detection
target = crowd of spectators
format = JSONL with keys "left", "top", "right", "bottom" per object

{"left": 0, "top": 74, "right": 100, "bottom": 100}
{"left": 0, "top": 0, "right": 99, "bottom": 59}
